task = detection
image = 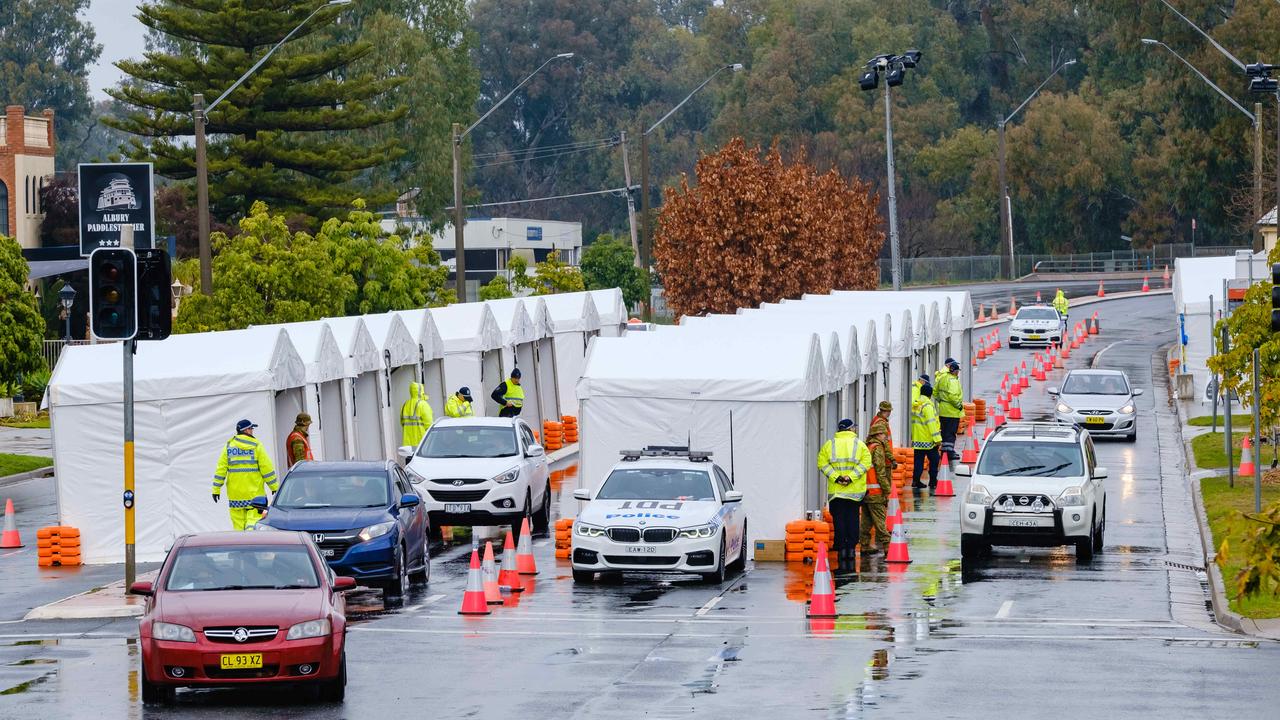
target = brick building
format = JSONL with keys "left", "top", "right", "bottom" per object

{"left": 0, "top": 105, "right": 56, "bottom": 248}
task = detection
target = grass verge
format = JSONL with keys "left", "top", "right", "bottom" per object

{"left": 1190, "top": 431, "right": 1248, "bottom": 469}
{"left": 1201, "top": 475, "right": 1280, "bottom": 619}
{"left": 0, "top": 453, "right": 52, "bottom": 477}
{"left": 1187, "top": 414, "right": 1253, "bottom": 428}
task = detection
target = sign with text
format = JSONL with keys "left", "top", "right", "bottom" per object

{"left": 77, "top": 163, "right": 156, "bottom": 256}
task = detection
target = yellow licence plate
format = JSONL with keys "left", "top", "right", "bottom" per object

{"left": 219, "top": 653, "right": 263, "bottom": 670}
{"left": 1027, "top": 334, "right": 1042, "bottom": 340}
{"left": 1084, "top": 416, "right": 1106, "bottom": 424}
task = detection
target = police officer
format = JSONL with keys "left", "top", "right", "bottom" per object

{"left": 490, "top": 368, "right": 525, "bottom": 418}
{"left": 1053, "top": 288, "right": 1069, "bottom": 335}
{"left": 860, "top": 401, "right": 895, "bottom": 555}
{"left": 445, "top": 387, "right": 474, "bottom": 418}
{"left": 212, "top": 419, "right": 278, "bottom": 530}
{"left": 817, "top": 418, "right": 872, "bottom": 566}
{"left": 911, "top": 373, "right": 929, "bottom": 407}
{"left": 400, "top": 382, "right": 433, "bottom": 447}
{"left": 911, "top": 385, "right": 943, "bottom": 490}
{"left": 285, "top": 412, "right": 313, "bottom": 468}
{"left": 934, "top": 358, "right": 964, "bottom": 461}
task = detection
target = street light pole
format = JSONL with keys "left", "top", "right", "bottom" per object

{"left": 451, "top": 52, "right": 575, "bottom": 301}
{"left": 883, "top": 78, "right": 902, "bottom": 291}
{"left": 193, "top": 0, "right": 351, "bottom": 296}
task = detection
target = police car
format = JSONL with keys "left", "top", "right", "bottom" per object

{"left": 570, "top": 447, "right": 747, "bottom": 584}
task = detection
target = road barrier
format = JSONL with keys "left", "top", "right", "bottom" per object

{"left": 36, "top": 526, "right": 82, "bottom": 567}
{"left": 554, "top": 518, "right": 573, "bottom": 559}
{"left": 784, "top": 519, "right": 834, "bottom": 562}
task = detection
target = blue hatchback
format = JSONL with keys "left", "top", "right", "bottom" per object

{"left": 252, "top": 460, "right": 430, "bottom": 601}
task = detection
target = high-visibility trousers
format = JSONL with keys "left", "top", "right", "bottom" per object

{"left": 228, "top": 506, "right": 262, "bottom": 531}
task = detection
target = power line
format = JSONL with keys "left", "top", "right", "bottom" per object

{"left": 471, "top": 136, "right": 618, "bottom": 160}
{"left": 473, "top": 140, "right": 618, "bottom": 169}
{"left": 445, "top": 185, "right": 635, "bottom": 211}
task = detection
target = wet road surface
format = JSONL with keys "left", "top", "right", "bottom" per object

{"left": 3, "top": 294, "right": 1278, "bottom": 719}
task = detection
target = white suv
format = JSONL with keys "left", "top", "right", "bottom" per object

{"left": 1007, "top": 305, "right": 1064, "bottom": 348}
{"left": 957, "top": 422, "right": 1106, "bottom": 562}
{"left": 401, "top": 417, "right": 551, "bottom": 533}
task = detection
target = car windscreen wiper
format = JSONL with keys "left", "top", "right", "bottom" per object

{"left": 1030, "top": 462, "right": 1073, "bottom": 476}
{"left": 270, "top": 584, "right": 315, "bottom": 590}
{"left": 994, "top": 465, "right": 1045, "bottom": 476}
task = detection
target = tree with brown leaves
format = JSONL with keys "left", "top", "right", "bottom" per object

{"left": 654, "top": 138, "right": 884, "bottom": 317}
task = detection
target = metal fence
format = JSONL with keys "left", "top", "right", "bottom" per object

{"left": 877, "top": 244, "right": 1254, "bottom": 286}
{"left": 42, "top": 339, "right": 100, "bottom": 370}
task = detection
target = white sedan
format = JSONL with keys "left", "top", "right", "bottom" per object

{"left": 570, "top": 447, "right": 746, "bottom": 583}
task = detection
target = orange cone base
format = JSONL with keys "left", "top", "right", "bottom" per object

{"left": 885, "top": 542, "right": 911, "bottom": 564}
{"left": 499, "top": 571, "right": 525, "bottom": 592}
{"left": 934, "top": 479, "right": 955, "bottom": 497}
{"left": 0, "top": 532, "right": 21, "bottom": 549}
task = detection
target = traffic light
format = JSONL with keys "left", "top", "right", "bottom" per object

{"left": 1272, "top": 263, "right": 1280, "bottom": 333}
{"left": 135, "top": 249, "right": 172, "bottom": 341}
{"left": 89, "top": 248, "right": 137, "bottom": 340}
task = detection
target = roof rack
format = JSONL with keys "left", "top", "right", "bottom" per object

{"left": 620, "top": 446, "right": 713, "bottom": 462}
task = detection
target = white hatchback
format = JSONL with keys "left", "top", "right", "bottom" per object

{"left": 570, "top": 447, "right": 747, "bottom": 584}
{"left": 957, "top": 422, "right": 1106, "bottom": 562}
{"left": 401, "top": 417, "right": 551, "bottom": 533}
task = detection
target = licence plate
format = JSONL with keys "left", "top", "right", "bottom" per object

{"left": 627, "top": 545, "right": 657, "bottom": 553}
{"left": 219, "top": 653, "right": 263, "bottom": 670}
{"left": 1084, "top": 416, "right": 1106, "bottom": 425}
{"left": 992, "top": 515, "right": 1054, "bottom": 528}
{"left": 444, "top": 503, "right": 471, "bottom": 514}
{"left": 1027, "top": 334, "right": 1042, "bottom": 340}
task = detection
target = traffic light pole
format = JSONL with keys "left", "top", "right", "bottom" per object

{"left": 1252, "top": 348, "right": 1262, "bottom": 514}
{"left": 124, "top": 339, "right": 136, "bottom": 588}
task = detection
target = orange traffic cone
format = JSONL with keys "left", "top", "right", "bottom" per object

{"left": 1239, "top": 436, "right": 1256, "bottom": 477}
{"left": 1097, "top": 280, "right": 1105, "bottom": 297}
{"left": 1009, "top": 296, "right": 1018, "bottom": 317}
{"left": 961, "top": 436, "right": 978, "bottom": 464}
{"left": 1091, "top": 312, "right": 1100, "bottom": 335}
{"left": 498, "top": 530, "right": 524, "bottom": 592}
{"left": 1163, "top": 265, "right": 1170, "bottom": 288}
{"left": 482, "top": 541, "right": 502, "bottom": 604}
{"left": 935, "top": 458, "right": 956, "bottom": 497}
{"left": 516, "top": 516, "right": 538, "bottom": 575}
{"left": 1008, "top": 394, "right": 1023, "bottom": 420}
{"left": 993, "top": 411, "right": 1006, "bottom": 427}
{"left": 458, "top": 547, "right": 491, "bottom": 615}
{"left": 1036, "top": 289, "right": 1042, "bottom": 302}
{"left": 885, "top": 481, "right": 903, "bottom": 535}
{"left": 1061, "top": 339, "right": 1071, "bottom": 359}
{"left": 885, "top": 516, "right": 912, "bottom": 564}
{"left": 806, "top": 542, "right": 837, "bottom": 618}
{"left": 0, "top": 498, "right": 21, "bottom": 549}
{"left": 1142, "top": 275, "right": 1150, "bottom": 293}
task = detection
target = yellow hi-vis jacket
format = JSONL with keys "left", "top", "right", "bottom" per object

{"left": 212, "top": 433, "right": 278, "bottom": 506}
{"left": 911, "top": 398, "right": 942, "bottom": 449}
{"left": 1053, "top": 290, "right": 1069, "bottom": 316}
{"left": 933, "top": 368, "right": 964, "bottom": 419}
{"left": 445, "top": 394, "right": 474, "bottom": 418}
{"left": 818, "top": 430, "right": 872, "bottom": 502}
{"left": 400, "top": 383, "right": 433, "bottom": 446}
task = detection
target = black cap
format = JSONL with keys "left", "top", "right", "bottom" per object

{"left": 838, "top": 418, "right": 855, "bottom": 431}
{"left": 510, "top": 367, "right": 522, "bottom": 379}
{"left": 920, "top": 383, "right": 934, "bottom": 397}
{"left": 917, "top": 374, "right": 930, "bottom": 383}
{"left": 236, "top": 419, "right": 258, "bottom": 433}
{"left": 944, "top": 357, "right": 957, "bottom": 366}
{"left": 458, "top": 387, "right": 472, "bottom": 401}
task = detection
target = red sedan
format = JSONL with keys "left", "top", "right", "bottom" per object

{"left": 130, "top": 531, "right": 355, "bottom": 704}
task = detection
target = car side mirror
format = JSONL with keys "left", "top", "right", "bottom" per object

{"left": 129, "top": 581, "right": 153, "bottom": 596}
{"left": 399, "top": 493, "right": 421, "bottom": 508}
{"left": 526, "top": 444, "right": 545, "bottom": 457}
{"left": 723, "top": 490, "right": 743, "bottom": 503}
{"left": 1047, "top": 387, "right": 1060, "bottom": 396}
{"left": 572, "top": 488, "right": 590, "bottom": 501}
{"left": 249, "top": 495, "right": 269, "bottom": 512}
{"left": 397, "top": 445, "right": 414, "bottom": 464}
{"left": 1092, "top": 467, "right": 1108, "bottom": 480}
{"left": 333, "top": 576, "right": 357, "bottom": 592}
{"left": 955, "top": 464, "right": 972, "bottom": 477}
{"left": 1132, "top": 389, "right": 1144, "bottom": 396}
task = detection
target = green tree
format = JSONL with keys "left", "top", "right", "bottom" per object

{"left": 580, "top": 233, "right": 648, "bottom": 308}
{"left": 478, "top": 275, "right": 514, "bottom": 300}
{"left": 323, "top": 201, "right": 454, "bottom": 315}
{"left": 107, "top": 0, "right": 405, "bottom": 224}
{"left": 0, "top": 0, "right": 101, "bottom": 164}
{"left": 528, "top": 250, "right": 585, "bottom": 295}
{"left": 0, "top": 236, "right": 45, "bottom": 393}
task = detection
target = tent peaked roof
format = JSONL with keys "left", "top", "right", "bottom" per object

{"left": 387, "top": 308, "right": 445, "bottom": 361}
{"left": 587, "top": 288, "right": 626, "bottom": 326}
{"left": 431, "top": 302, "right": 504, "bottom": 353}
{"left": 678, "top": 315, "right": 850, "bottom": 389}
{"left": 317, "top": 316, "right": 384, "bottom": 375}
{"left": 578, "top": 332, "right": 827, "bottom": 402}
{"left": 254, "top": 321, "right": 346, "bottom": 384}
{"left": 541, "top": 292, "right": 601, "bottom": 333}
{"left": 515, "top": 296, "right": 555, "bottom": 338}
{"left": 1174, "top": 256, "right": 1237, "bottom": 314}
{"left": 49, "top": 327, "right": 305, "bottom": 407}
{"left": 357, "top": 313, "right": 419, "bottom": 368}
{"left": 481, "top": 297, "right": 541, "bottom": 344}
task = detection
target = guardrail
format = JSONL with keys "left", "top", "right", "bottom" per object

{"left": 42, "top": 339, "right": 99, "bottom": 370}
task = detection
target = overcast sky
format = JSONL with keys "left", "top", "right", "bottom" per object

{"left": 84, "top": 1, "right": 146, "bottom": 99}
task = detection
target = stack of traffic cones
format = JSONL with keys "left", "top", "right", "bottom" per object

{"left": 516, "top": 517, "right": 538, "bottom": 575}
{"left": 0, "top": 499, "right": 22, "bottom": 549}
{"left": 459, "top": 546, "right": 492, "bottom": 615}
{"left": 498, "top": 530, "right": 525, "bottom": 593}
{"left": 481, "top": 541, "right": 503, "bottom": 605}
{"left": 806, "top": 542, "right": 837, "bottom": 618}
{"left": 1240, "top": 436, "right": 1256, "bottom": 476}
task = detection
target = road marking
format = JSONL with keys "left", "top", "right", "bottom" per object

{"left": 695, "top": 596, "right": 723, "bottom": 617}
{"left": 1091, "top": 340, "right": 1129, "bottom": 368}
{"left": 421, "top": 593, "right": 446, "bottom": 606}
{"left": 995, "top": 600, "right": 1014, "bottom": 619}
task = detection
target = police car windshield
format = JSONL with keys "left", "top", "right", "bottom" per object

{"left": 596, "top": 469, "right": 716, "bottom": 501}
{"left": 166, "top": 546, "right": 319, "bottom": 591}
{"left": 1062, "top": 374, "right": 1130, "bottom": 395}
{"left": 275, "top": 471, "right": 389, "bottom": 509}
{"left": 977, "top": 441, "right": 1083, "bottom": 478}
{"left": 419, "top": 426, "right": 518, "bottom": 458}
{"left": 1018, "top": 308, "right": 1059, "bottom": 320}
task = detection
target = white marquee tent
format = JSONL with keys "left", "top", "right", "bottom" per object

{"left": 254, "top": 321, "right": 348, "bottom": 461}
{"left": 386, "top": 308, "right": 447, "bottom": 422}
{"left": 331, "top": 313, "right": 418, "bottom": 460}
{"left": 1173, "top": 255, "right": 1238, "bottom": 412}
{"left": 587, "top": 288, "right": 628, "bottom": 337}
{"left": 540, "top": 292, "right": 601, "bottom": 416}
{"left": 431, "top": 303, "right": 505, "bottom": 415}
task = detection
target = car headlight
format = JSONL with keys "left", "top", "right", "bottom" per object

{"left": 678, "top": 525, "right": 716, "bottom": 540}
{"left": 1119, "top": 404, "right": 1135, "bottom": 414}
{"left": 357, "top": 521, "right": 395, "bottom": 542}
{"left": 152, "top": 622, "right": 196, "bottom": 643}
{"left": 965, "top": 484, "right": 993, "bottom": 506}
{"left": 286, "top": 618, "right": 331, "bottom": 640}
{"left": 575, "top": 523, "right": 605, "bottom": 538}
{"left": 1057, "top": 486, "right": 1086, "bottom": 507}
{"left": 492, "top": 467, "right": 520, "bottom": 484}
{"left": 1056, "top": 402, "right": 1073, "bottom": 414}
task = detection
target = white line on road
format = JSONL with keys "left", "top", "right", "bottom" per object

{"left": 1091, "top": 340, "right": 1129, "bottom": 368}
{"left": 695, "top": 596, "right": 723, "bottom": 617}
{"left": 995, "top": 600, "right": 1014, "bottom": 619}
{"left": 421, "top": 593, "right": 446, "bottom": 606}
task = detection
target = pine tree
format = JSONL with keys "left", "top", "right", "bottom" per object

{"left": 105, "top": 0, "right": 406, "bottom": 224}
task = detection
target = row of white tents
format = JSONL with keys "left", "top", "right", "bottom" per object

{"left": 576, "top": 289, "right": 975, "bottom": 547}
{"left": 46, "top": 289, "right": 628, "bottom": 563}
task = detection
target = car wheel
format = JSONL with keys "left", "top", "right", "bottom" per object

{"left": 409, "top": 527, "right": 430, "bottom": 584}
{"left": 702, "top": 535, "right": 728, "bottom": 584}
{"left": 1125, "top": 429, "right": 1137, "bottom": 443}
{"left": 386, "top": 545, "right": 409, "bottom": 603}
{"left": 533, "top": 482, "right": 551, "bottom": 535}
{"left": 728, "top": 522, "right": 748, "bottom": 574}
{"left": 320, "top": 650, "right": 346, "bottom": 702}
{"left": 140, "top": 663, "right": 175, "bottom": 705}
{"left": 1075, "top": 517, "right": 1095, "bottom": 564}
{"left": 961, "top": 534, "right": 986, "bottom": 560}
{"left": 1093, "top": 505, "right": 1105, "bottom": 553}
{"left": 572, "top": 569, "right": 595, "bottom": 584}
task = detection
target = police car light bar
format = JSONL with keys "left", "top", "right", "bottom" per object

{"left": 619, "top": 446, "right": 714, "bottom": 462}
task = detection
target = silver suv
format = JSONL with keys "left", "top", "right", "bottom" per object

{"left": 957, "top": 422, "right": 1106, "bottom": 563}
